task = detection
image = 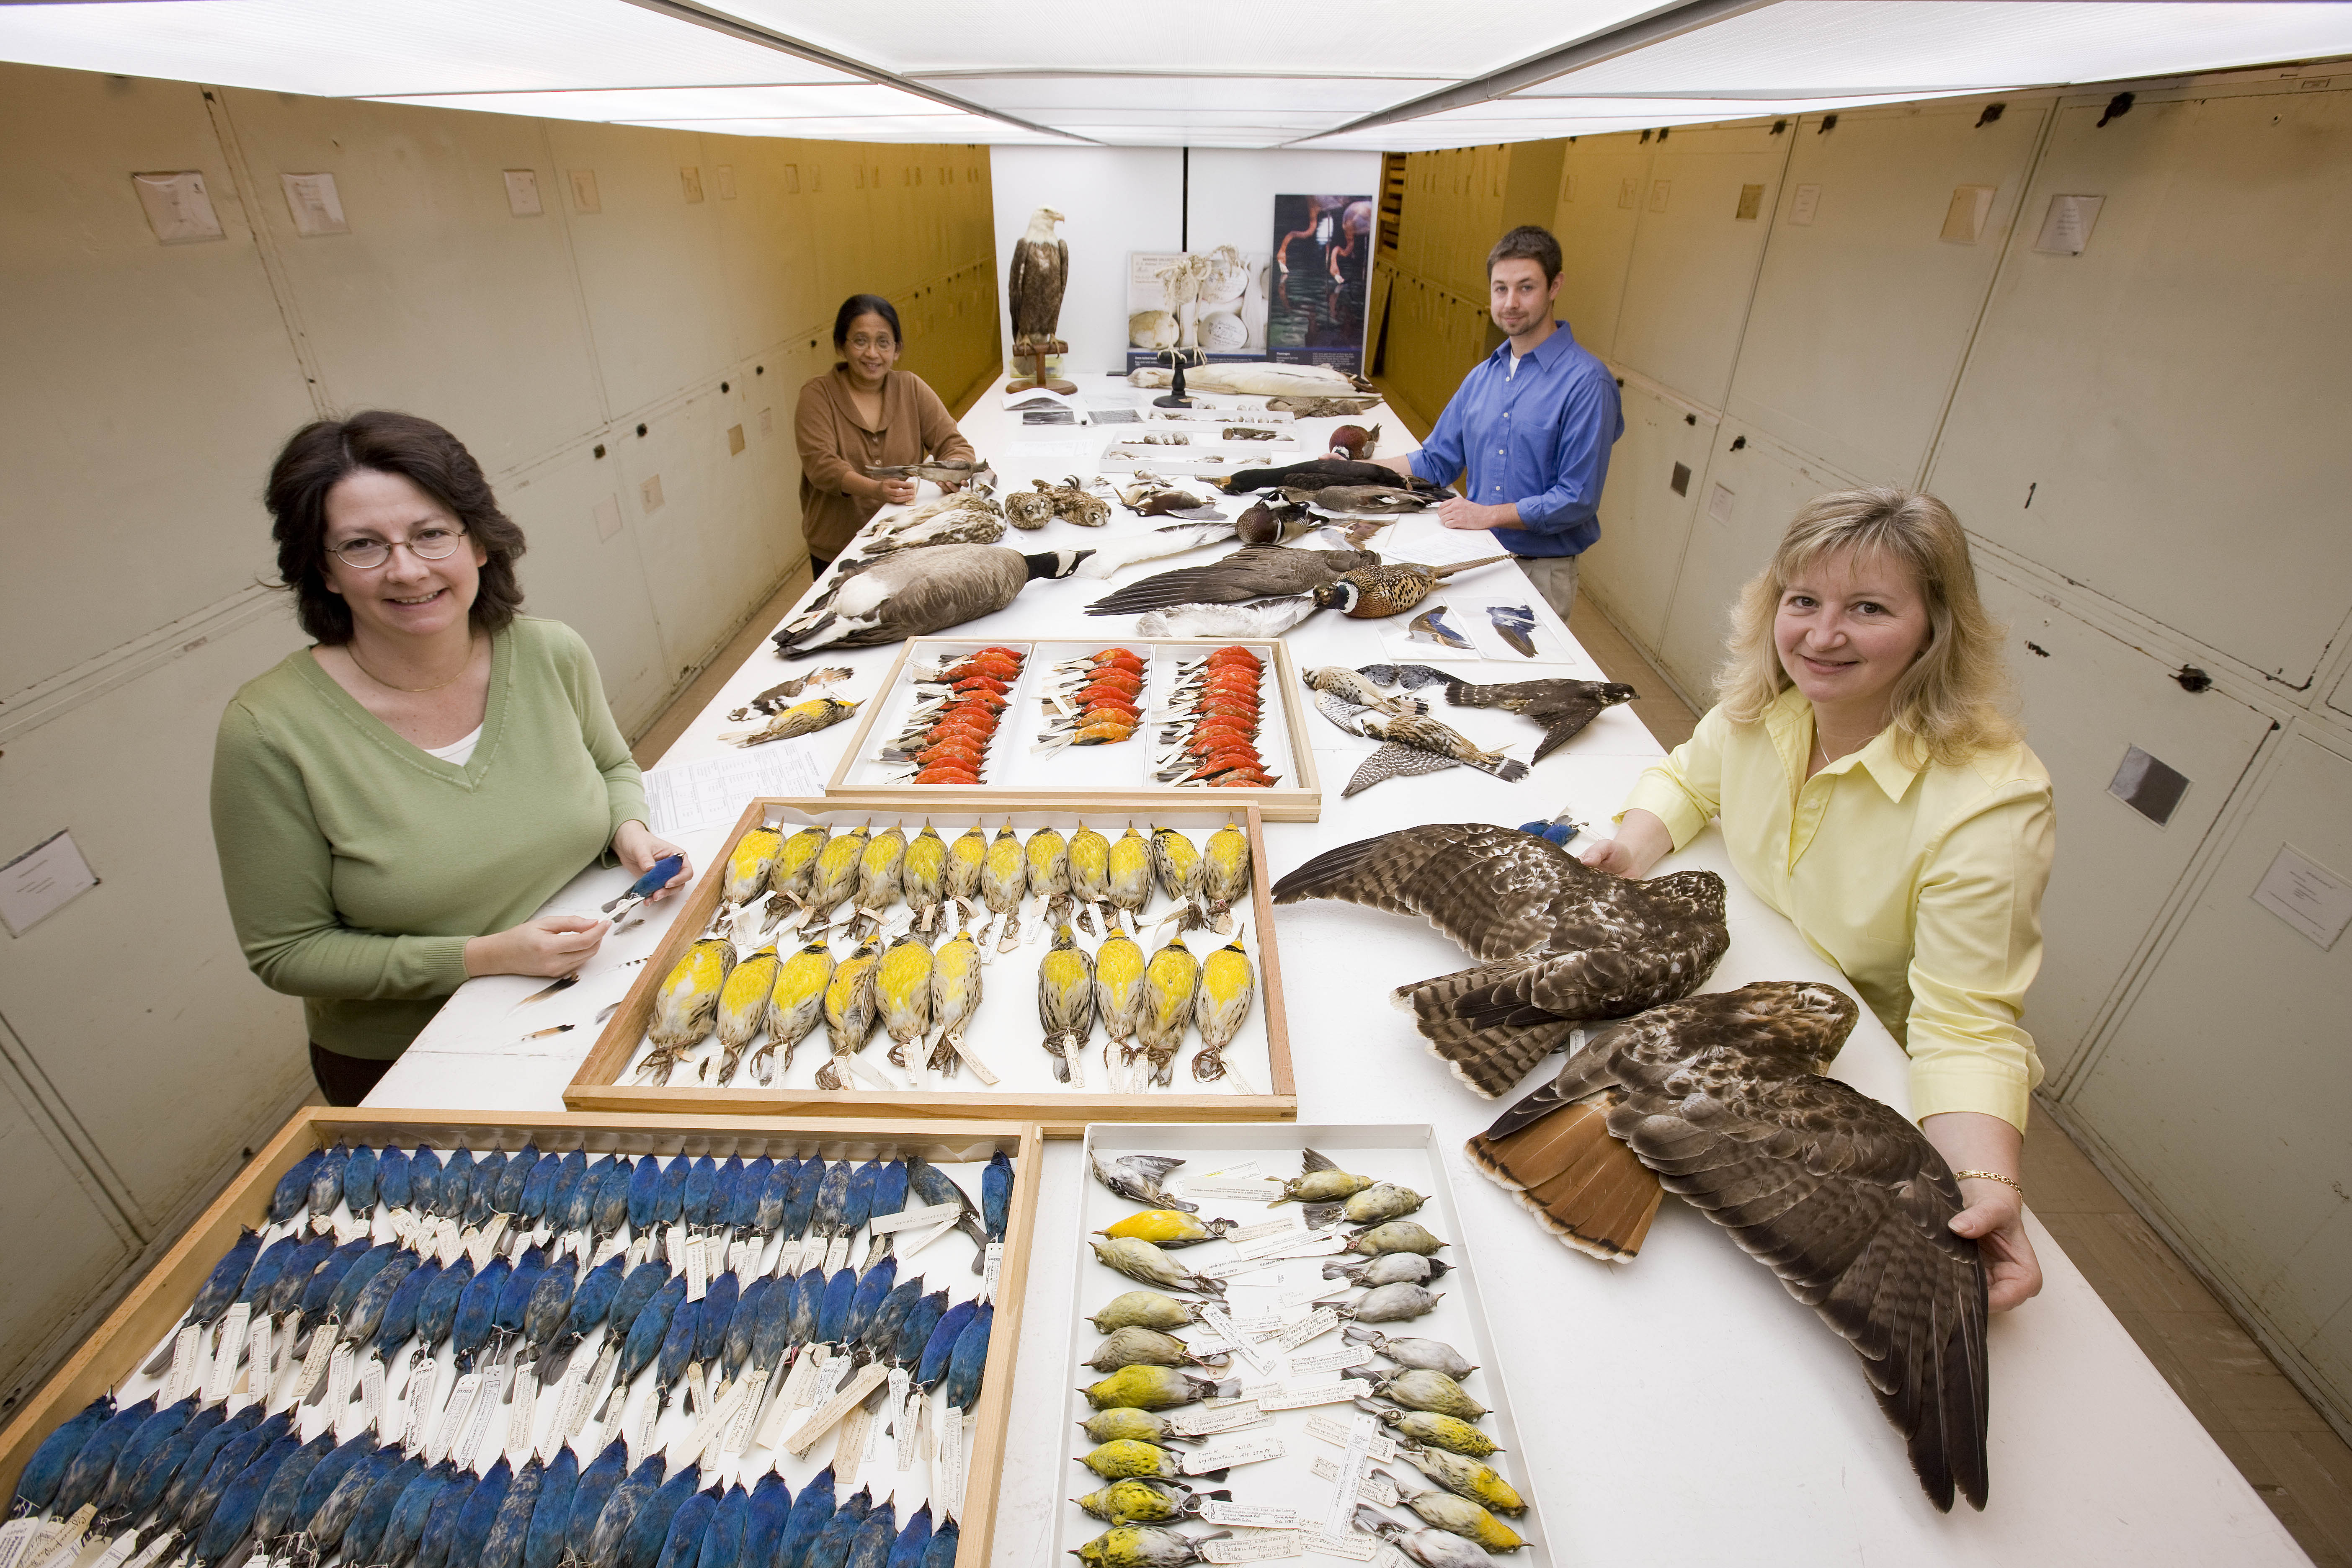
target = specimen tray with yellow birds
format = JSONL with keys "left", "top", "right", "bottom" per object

{"left": 566, "top": 797, "right": 1297, "bottom": 1131}
{"left": 825, "top": 638, "right": 1323, "bottom": 821}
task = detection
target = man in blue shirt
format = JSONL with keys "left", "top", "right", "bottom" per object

{"left": 1379, "top": 225, "right": 1622, "bottom": 622}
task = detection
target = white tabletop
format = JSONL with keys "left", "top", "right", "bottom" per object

{"left": 372, "top": 375, "right": 2305, "bottom": 1565}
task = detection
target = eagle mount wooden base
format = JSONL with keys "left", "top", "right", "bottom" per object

{"left": 1008, "top": 338, "right": 1076, "bottom": 395}
{"left": 1152, "top": 346, "right": 1206, "bottom": 408}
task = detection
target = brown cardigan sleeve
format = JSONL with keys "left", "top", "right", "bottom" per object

{"left": 910, "top": 377, "right": 977, "bottom": 466}
{"left": 794, "top": 375, "right": 861, "bottom": 498}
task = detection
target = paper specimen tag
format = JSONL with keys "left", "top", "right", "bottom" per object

{"left": 86, "top": 1532, "right": 140, "bottom": 1568}
{"left": 784, "top": 1362, "right": 889, "bottom": 1457}
{"left": 1209, "top": 1380, "right": 1282, "bottom": 1409}
{"left": 982, "top": 1242, "right": 1003, "bottom": 1304}
{"left": 1227, "top": 1214, "right": 1305, "bottom": 1246}
{"left": 944, "top": 1034, "right": 999, "bottom": 1085}
{"left": 1303, "top": 1415, "right": 1394, "bottom": 1461}
{"left": 436, "top": 1217, "right": 466, "bottom": 1269}
{"left": 937, "top": 1404, "right": 966, "bottom": 1522}
{"left": 1275, "top": 1284, "right": 1350, "bottom": 1312}
{"left": 1183, "top": 1436, "right": 1284, "bottom": 1473}
{"left": 1309, "top": 1455, "right": 1398, "bottom": 1506}
{"left": 0, "top": 1519, "right": 38, "bottom": 1568}
{"left": 1323, "top": 1412, "right": 1379, "bottom": 1540}
{"left": 1289, "top": 1346, "right": 1372, "bottom": 1378}
{"left": 1200, "top": 1307, "right": 1276, "bottom": 1378}
{"left": 1305, "top": 1527, "right": 1380, "bottom": 1561}
{"left": 833, "top": 1402, "right": 873, "bottom": 1486}
{"left": 889, "top": 1369, "right": 916, "bottom": 1472}
{"left": 1165, "top": 1402, "right": 1267, "bottom": 1438}
{"left": 163, "top": 1323, "right": 205, "bottom": 1404}
{"left": 897, "top": 1220, "right": 958, "bottom": 1260}
{"left": 205, "top": 1304, "right": 251, "bottom": 1405}
{"left": 666, "top": 1375, "right": 749, "bottom": 1467}
{"left": 823, "top": 1236, "right": 851, "bottom": 1275}
{"left": 1260, "top": 1379, "right": 1367, "bottom": 1412}
{"left": 1203, "top": 1160, "right": 1266, "bottom": 1180}
{"left": 1199, "top": 1254, "right": 1291, "bottom": 1283}
{"left": 324, "top": 1342, "right": 357, "bottom": 1420}
{"left": 667, "top": 1224, "right": 691, "bottom": 1269}
{"left": 544, "top": 1364, "right": 586, "bottom": 1456}
{"left": 124, "top": 1534, "right": 180, "bottom": 1568}
{"left": 1270, "top": 1309, "right": 1341, "bottom": 1353}
{"left": 405, "top": 1359, "right": 439, "bottom": 1451}
{"left": 1199, "top": 1534, "right": 1302, "bottom": 1563}
{"left": 725, "top": 1239, "right": 754, "bottom": 1278}
{"left": 1230, "top": 1226, "right": 1321, "bottom": 1262}
{"left": 244, "top": 1315, "right": 273, "bottom": 1405}
{"left": 1201, "top": 1500, "right": 1302, "bottom": 1530}
{"left": 684, "top": 1237, "right": 709, "bottom": 1303}
{"left": 632, "top": 1380, "right": 660, "bottom": 1457}
{"left": 722, "top": 1367, "right": 769, "bottom": 1454}
{"left": 458, "top": 1364, "right": 508, "bottom": 1467}
{"left": 869, "top": 1202, "right": 960, "bottom": 1235}
{"left": 431, "top": 1371, "right": 480, "bottom": 1465}
{"left": 362, "top": 1355, "right": 388, "bottom": 1432}
{"left": 1183, "top": 1179, "right": 1283, "bottom": 1204}
{"left": 26, "top": 1508, "right": 94, "bottom": 1568}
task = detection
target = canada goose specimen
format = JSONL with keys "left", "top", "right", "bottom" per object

{"left": 1466, "top": 981, "right": 1991, "bottom": 1512}
{"left": 1269, "top": 824, "right": 1729, "bottom": 1095}
{"left": 771, "top": 544, "right": 1092, "bottom": 657}
{"left": 1086, "top": 544, "right": 1380, "bottom": 616}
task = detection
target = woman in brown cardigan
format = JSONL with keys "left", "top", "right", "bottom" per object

{"left": 794, "top": 293, "right": 978, "bottom": 573}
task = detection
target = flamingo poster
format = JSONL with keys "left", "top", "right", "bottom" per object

{"left": 1267, "top": 193, "right": 1373, "bottom": 371}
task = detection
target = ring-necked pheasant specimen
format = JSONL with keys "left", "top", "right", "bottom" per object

{"left": 1270, "top": 825, "right": 1728, "bottom": 1095}
{"left": 1466, "top": 980, "right": 1991, "bottom": 1513}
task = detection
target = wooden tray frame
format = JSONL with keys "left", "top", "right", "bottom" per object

{"left": 0, "top": 1107, "right": 1045, "bottom": 1568}
{"left": 823, "top": 637, "right": 1324, "bottom": 821}
{"left": 565, "top": 797, "right": 1297, "bottom": 1134}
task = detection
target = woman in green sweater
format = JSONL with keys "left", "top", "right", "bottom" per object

{"left": 212, "top": 411, "right": 688, "bottom": 1103}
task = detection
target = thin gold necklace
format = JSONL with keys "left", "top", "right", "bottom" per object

{"left": 348, "top": 637, "right": 476, "bottom": 694}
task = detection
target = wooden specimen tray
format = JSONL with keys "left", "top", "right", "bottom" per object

{"left": 0, "top": 1107, "right": 1044, "bottom": 1568}
{"left": 825, "top": 637, "right": 1322, "bottom": 821}
{"left": 566, "top": 797, "right": 1297, "bottom": 1133}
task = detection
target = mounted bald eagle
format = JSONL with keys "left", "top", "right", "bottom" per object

{"left": 1008, "top": 206, "right": 1068, "bottom": 354}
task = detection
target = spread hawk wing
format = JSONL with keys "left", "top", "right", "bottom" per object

{"left": 1270, "top": 825, "right": 1583, "bottom": 962}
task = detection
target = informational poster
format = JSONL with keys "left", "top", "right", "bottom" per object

{"left": 1127, "top": 249, "right": 1268, "bottom": 367}
{"left": 1266, "top": 193, "right": 1374, "bottom": 371}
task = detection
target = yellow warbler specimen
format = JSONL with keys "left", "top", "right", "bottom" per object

{"left": 1106, "top": 827, "right": 1153, "bottom": 931}
{"left": 637, "top": 934, "right": 735, "bottom": 1084}
{"left": 927, "top": 929, "right": 985, "bottom": 1078}
{"left": 875, "top": 931, "right": 934, "bottom": 1074}
{"left": 1191, "top": 936, "right": 1256, "bottom": 1089}
{"left": 1037, "top": 922, "right": 1095, "bottom": 1085}
{"left": 1149, "top": 828, "right": 1201, "bottom": 904}
{"left": 724, "top": 823, "right": 782, "bottom": 905}
{"left": 1093, "top": 931, "right": 1147, "bottom": 1090}
{"left": 802, "top": 821, "right": 868, "bottom": 932}
{"left": 757, "top": 942, "right": 833, "bottom": 1083}
{"left": 1136, "top": 934, "right": 1198, "bottom": 1087}
{"left": 944, "top": 824, "right": 987, "bottom": 926}
{"left": 854, "top": 822, "right": 907, "bottom": 932}
{"left": 769, "top": 825, "right": 827, "bottom": 905}
{"left": 815, "top": 936, "right": 880, "bottom": 1088}
{"left": 1199, "top": 822, "right": 1251, "bottom": 928}
{"left": 1068, "top": 823, "right": 1112, "bottom": 934}
{"left": 724, "top": 695, "right": 859, "bottom": 747}
{"left": 713, "top": 943, "right": 781, "bottom": 1085}
{"left": 982, "top": 820, "right": 1026, "bottom": 949}
{"left": 902, "top": 822, "right": 947, "bottom": 932}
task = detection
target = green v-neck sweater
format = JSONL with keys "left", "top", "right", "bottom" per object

{"left": 211, "top": 617, "right": 649, "bottom": 1060}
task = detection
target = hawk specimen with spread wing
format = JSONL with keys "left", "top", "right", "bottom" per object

{"left": 1465, "top": 980, "right": 1991, "bottom": 1511}
{"left": 1008, "top": 206, "right": 1068, "bottom": 353}
{"left": 1440, "top": 673, "right": 1639, "bottom": 760}
{"left": 1269, "top": 824, "right": 1728, "bottom": 1093}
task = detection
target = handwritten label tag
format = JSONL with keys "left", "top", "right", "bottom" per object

{"left": 1200, "top": 1307, "right": 1276, "bottom": 1378}
{"left": 1227, "top": 1214, "right": 1305, "bottom": 1246}
{"left": 888, "top": 1369, "right": 916, "bottom": 1472}
{"left": 243, "top": 1314, "right": 273, "bottom": 1405}
{"left": 943, "top": 1033, "right": 999, "bottom": 1086}
{"left": 1183, "top": 1436, "right": 1284, "bottom": 1474}
{"left": 205, "top": 1304, "right": 251, "bottom": 1405}
{"left": 1200, "top": 1254, "right": 1291, "bottom": 1282}
{"left": 1202, "top": 1160, "right": 1266, "bottom": 1180}
{"left": 833, "top": 1402, "right": 873, "bottom": 1486}
{"left": 26, "top": 1506, "right": 95, "bottom": 1568}
{"left": 1309, "top": 1455, "right": 1398, "bottom": 1506}
{"left": 1165, "top": 1402, "right": 1268, "bottom": 1438}
{"left": 0, "top": 1519, "right": 39, "bottom": 1568}
{"left": 405, "top": 1358, "right": 440, "bottom": 1450}
{"left": 869, "top": 1202, "right": 960, "bottom": 1235}
{"left": 982, "top": 1242, "right": 1003, "bottom": 1304}
{"left": 162, "top": 1323, "right": 204, "bottom": 1404}
{"left": 1323, "top": 1412, "right": 1380, "bottom": 1541}
{"left": 722, "top": 1367, "right": 769, "bottom": 1454}
{"left": 897, "top": 1220, "right": 959, "bottom": 1261}
{"left": 593, "top": 1234, "right": 627, "bottom": 1268}
{"left": 1260, "top": 1379, "right": 1368, "bottom": 1412}
{"left": 1201, "top": 1500, "right": 1302, "bottom": 1529}
{"left": 435, "top": 1217, "right": 466, "bottom": 1269}
{"left": 1199, "top": 1534, "right": 1302, "bottom": 1563}
{"left": 85, "top": 1532, "right": 140, "bottom": 1568}
{"left": 1275, "top": 1284, "right": 1350, "bottom": 1313}
{"left": 822, "top": 1236, "right": 851, "bottom": 1275}
{"left": 784, "top": 1363, "right": 889, "bottom": 1457}
{"left": 325, "top": 1341, "right": 357, "bottom": 1417}
{"left": 431, "top": 1371, "right": 481, "bottom": 1465}
{"left": 937, "top": 1404, "right": 965, "bottom": 1521}
{"left": 667, "top": 1224, "right": 690, "bottom": 1269}
{"left": 289, "top": 1328, "right": 335, "bottom": 1404}
{"left": 1289, "top": 1346, "right": 1372, "bottom": 1378}
{"left": 362, "top": 1355, "right": 388, "bottom": 1433}
{"left": 1303, "top": 1414, "right": 1394, "bottom": 1461}
{"left": 1270, "top": 1309, "right": 1340, "bottom": 1353}
{"left": 666, "top": 1375, "right": 749, "bottom": 1468}
{"left": 808, "top": 1351, "right": 848, "bottom": 1408}
{"left": 1305, "top": 1527, "right": 1380, "bottom": 1562}
{"left": 457, "top": 1364, "right": 508, "bottom": 1467}
{"left": 1182, "top": 1179, "right": 1283, "bottom": 1204}
{"left": 683, "top": 1237, "right": 709, "bottom": 1303}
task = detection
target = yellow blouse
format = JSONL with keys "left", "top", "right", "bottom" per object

{"left": 1621, "top": 686, "right": 2055, "bottom": 1130}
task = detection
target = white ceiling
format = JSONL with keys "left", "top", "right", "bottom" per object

{"left": 0, "top": 0, "right": 2347, "bottom": 147}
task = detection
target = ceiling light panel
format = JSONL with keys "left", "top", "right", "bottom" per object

{"left": 911, "top": 75, "right": 1452, "bottom": 113}
{"left": 373, "top": 83, "right": 930, "bottom": 123}
{"left": 0, "top": 0, "right": 861, "bottom": 97}
{"left": 1416, "top": 88, "right": 1982, "bottom": 122}
{"left": 712, "top": 0, "right": 1671, "bottom": 79}
{"left": 1521, "top": 1, "right": 2352, "bottom": 95}
{"left": 621, "top": 115, "right": 1054, "bottom": 142}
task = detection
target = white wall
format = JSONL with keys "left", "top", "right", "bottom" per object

{"left": 990, "top": 145, "right": 1380, "bottom": 377}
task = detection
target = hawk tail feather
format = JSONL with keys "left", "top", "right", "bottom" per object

{"left": 1465, "top": 1100, "right": 1662, "bottom": 1262}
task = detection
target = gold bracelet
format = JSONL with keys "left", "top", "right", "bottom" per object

{"left": 1954, "top": 1169, "right": 2023, "bottom": 1195}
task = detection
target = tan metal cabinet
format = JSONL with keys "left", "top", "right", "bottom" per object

{"left": 2068, "top": 731, "right": 2352, "bottom": 1422}
{"left": 1653, "top": 423, "right": 1857, "bottom": 699}
{"left": 1611, "top": 124, "right": 1790, "bottom": 410}
{"left": 0, "top": 70, "right": 315, "bottom": 688}
{"left": 1929, "top": 86, "right": 2352, "bottom": 687}
{"left": 0, "top": 1070, "right": 137, "bottom": 1411}
{"left": 2330, "top": 660, "right": 2352, "bottom": 722}
{"left": 1551, "top": 134, "right": 1651, "bottom": 358}
{"left": 1582, "top": 377, "right": 1715, "bottom": 650}
{"left": 1728, "top": 98, "right": 2045, "bottom": 485}
{"left": 1973, "top": 567, "right": 2279, "bottom": 1080}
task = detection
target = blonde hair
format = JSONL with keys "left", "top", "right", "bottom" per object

{"left": 1715, "top": 487, "right": 2017, "bottom": 768}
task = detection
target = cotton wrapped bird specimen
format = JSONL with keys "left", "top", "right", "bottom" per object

{"left": 636, "top": 930, "right": 735, "bottom": 1084}
{"left": 1273, "top": 824, "right": 1728, "bottom": 1094}
{"left": 1466, "top": 980, "right": 1992, "bottom": 1511}
{"left": 1038, "top": 923, "right": 1096, "bottom": 1085}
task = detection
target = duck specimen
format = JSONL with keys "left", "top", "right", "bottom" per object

{"left": 1271, "top": 824, "right": 1728, "bottom": 1093}
{"left": 1224, "top": 457, "right": 1435, "bottom": 497}
{"left": 1466, "top": 981, "right": 1990, "bottom": 1512}
{"left": 1086, "top": 545, "right": 1380, "bottom": 616}
{"left": 1280, "top": 485, "right": 1433, "bottom": 516}
{"left": 771, "top": 545, "right": 1091, "bottom": 656}
{"left": 1327, "top": 423, "right": 1380, "bottom": 460}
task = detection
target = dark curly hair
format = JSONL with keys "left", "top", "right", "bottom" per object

{"left": 265, "top": 410, "right": 527, "bottom": 644}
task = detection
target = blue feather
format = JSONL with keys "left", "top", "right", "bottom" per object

{"left": 885, "top": 1502, "right": 933, "bottom": 1568}
{"left": 917, "top": 1300, "right": 977, "bottom": 1390}
{"left": 521, "top": 1442, "right": 579, "bottom": 1568}
{"left": 652, "top": 1485, "right": 720, "bottom": 1568}
{"left": 773, "top": 1464, "right": 835, "bottom": 1568}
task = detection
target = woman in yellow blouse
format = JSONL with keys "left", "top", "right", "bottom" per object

{"left": 1584, "top": 487, "right": 2054, "bottom": 1310}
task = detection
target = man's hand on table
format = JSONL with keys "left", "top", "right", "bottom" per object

{"left": 1436, "top": 495, "right": 1513, "bottom": 531}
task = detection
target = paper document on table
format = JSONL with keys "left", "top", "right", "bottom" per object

{"left": 1003, "top": 436, "right": 1100, "bottom": 459}
{"left": 645, "top": 746, "right": 823, "bottom": 834}
{"left": 1380, "top": 529, "right": 1527, "bottom": 571}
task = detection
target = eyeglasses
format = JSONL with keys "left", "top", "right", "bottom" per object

{"left": 329, "top": 525, "right": 468, "bottom": 570}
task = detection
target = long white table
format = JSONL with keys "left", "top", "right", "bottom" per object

{"left": 373, "top": 374, "right": 2306, "bottom": 1565}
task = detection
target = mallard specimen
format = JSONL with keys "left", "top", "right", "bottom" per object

{"left": 771, "top": 545, "right": 1091, "bottom": 656}
{"left": 1466, "top": 981, "right": 1990, "bottom": 1512}
{"left": 1086, "top": 545, "right": 1380, "bottom": 616}
{"left": 1224, "top": 457, "right": 1436, "bottom": 496}
{"left": 1270, "top": 825, "right": 1728, "bottom": 1094}
{"left": 1312, "top": 557, "right": 1512, "bottom": 619}
{"left": 1435, "top": 674, "right": 1639, "bottom": 761}
{"left": 1280, "top": 485, "right": 1432, "bottom": 516}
